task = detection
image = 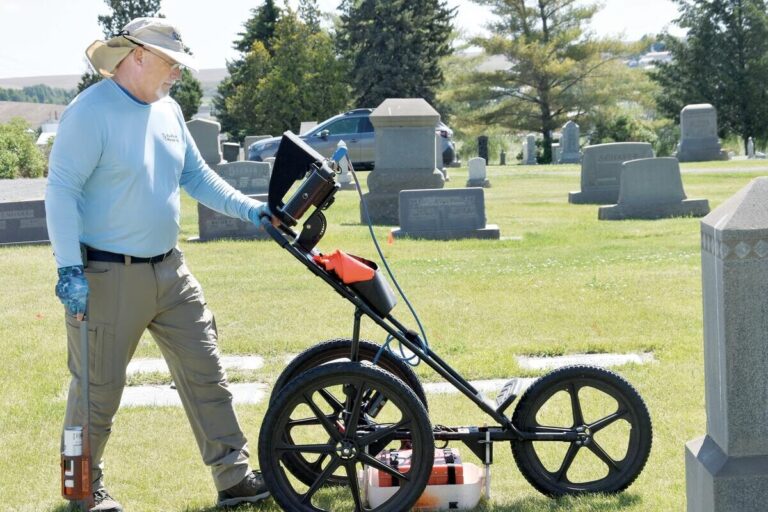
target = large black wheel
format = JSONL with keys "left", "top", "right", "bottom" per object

{"left": 259, "top": 362, "right": 434, "bottom": 512}
{"left": 272, "top": 339, "right": 428, "bottom": 487}
{"left": 511, "top": 365, "right": 652, "bottom": 497}
{"left": 271, "top": 339, "right": 428, "bottom": 410}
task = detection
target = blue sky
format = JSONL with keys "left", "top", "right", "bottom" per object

{"left": 0, "top": 0, "right": 683, "bottom": 79}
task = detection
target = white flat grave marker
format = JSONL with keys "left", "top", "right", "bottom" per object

{"left": 517, "top": 352, "right": 655, "bottom": 371}
{"left": 127, "top": 355, "right": 264, "bottom": 375}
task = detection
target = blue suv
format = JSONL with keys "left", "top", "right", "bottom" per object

{"left": 247, "top": 108, "right": 457, "bottom": 169}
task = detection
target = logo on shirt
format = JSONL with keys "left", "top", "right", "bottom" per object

{"left": 162, "top": 132, "right": 180, "bottom": 143}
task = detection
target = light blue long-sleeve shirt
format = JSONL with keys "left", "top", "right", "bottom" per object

{"left": 46, "top": 79, "right": 261, "bottom": 268}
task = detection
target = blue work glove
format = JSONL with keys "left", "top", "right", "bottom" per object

{"left": 248, "top": 203, "right": 273, "bottom": 225}
{"left": 55, "top": 265, "right": 88, "bottom": 317}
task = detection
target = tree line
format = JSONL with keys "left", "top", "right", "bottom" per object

{"left": 5, "top": 0, "right": 768, "bottom": 174}
{"left": 0, "top": 85, "right": 75, "bottom": 105}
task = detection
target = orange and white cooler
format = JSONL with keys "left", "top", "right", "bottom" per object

{"left": 362, "top": 448, "right": 485, "bottom": 511}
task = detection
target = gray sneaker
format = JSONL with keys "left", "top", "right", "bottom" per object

{"left": 217, "top": 470, "right": 270, "bottom": 507}
{"left": 89, "top": 488, "right": 123, "bottom": 511}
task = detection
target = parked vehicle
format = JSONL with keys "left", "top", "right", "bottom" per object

{"left": 247, "top": 108, "right": 457, "bottom": 169}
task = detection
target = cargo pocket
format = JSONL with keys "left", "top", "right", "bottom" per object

{"left": 65, "top": 317, "right": 116, "bottom": 388}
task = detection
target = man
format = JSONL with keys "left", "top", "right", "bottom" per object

{"left": 46, "top": 18, "right": 272, "bottom": 511}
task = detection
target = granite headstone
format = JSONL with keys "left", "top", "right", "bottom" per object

{"left": 187, "top": 118, "right": 224, "bottom": 167}
{"left": 222, "top": 142, "right": 241, "bottom": 162}
{"left": 568, "top": 142, "right": 654, "bottom": 204}
{"left": 598, "top": 157, "right": 709, "bottom": 220}
{"left": 477, "top": 135, "right": 489, "bottom": 163}
{"left": 677, "top": 104, "right": 728, "bottom": 162}
{"left": 559, "top": 120, "right": 581, "bottom": 164}
{"left": 391, "top": 188, "right": 500, "bottom": 240}
{"left": 466, "top": 157, "right": 491, "bottom": 188}
{"left": 522, "top": 134, "right": 537, "bottom": 165}
{"left": 191, "top": 161, "right": 272, "bottom": 242}
{"left": 0, "top": 178, "right": 48, "bottom": 245}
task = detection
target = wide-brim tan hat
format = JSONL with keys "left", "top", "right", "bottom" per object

{"left": 86, "top": 17, "right": 198, "bottom": 77}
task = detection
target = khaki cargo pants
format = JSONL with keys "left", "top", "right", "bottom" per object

{"left": 62, "top": 248, "right": 250, "bottom": 492}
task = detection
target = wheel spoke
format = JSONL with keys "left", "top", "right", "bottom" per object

{"left": 586, "top": 439, "right": 622, "bottom": 474}
{"left": 345, "top": 462, "right": 365, "bottom": 511}
{"left": 303, "top": 392, "right": 344, "bottom": 442}
{"left": 276, "top": 442, "right": 335, "bottom": 455}
{"left": 317, "top": 387, "right": 345, "bottom": 413}
{"left": 553, "top": 442, "right": 580, "bottom": 482}
{"left": 589, "top": 408, "right": 629, "bottom": 433}
{"left": 359, "top": 451, "right": 410, "bottom": 483}
{"left": 568, "top": 383, "right": 584, "bottom": 426}
{"left": 287, "top": 416, "right": 328, "bottom": 428}
{"left": 358, "top": 419, "right": 411, "bottom": 446}
{"left": 301, "top": 457, "right": 342, "bottom": 505}
{"left": 345, "top": 379, "right": 367, "bottom": 434}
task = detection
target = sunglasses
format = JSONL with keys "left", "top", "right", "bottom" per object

{"left": 122, "top": 35, "right": 185, "bottom": 71}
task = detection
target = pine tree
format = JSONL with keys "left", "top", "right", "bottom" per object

{"left": 337, "top": 0, "right": 456, "bottom": 108}
{"left": 651, "top": 0, "right": 768, "bottom": 150}
{"left": 298, "top": 0, "right": 322, "bottom": 33}
{"left": 452, "top": 0, "right": 627, "bottom": 162}
{"left": 214, "top": 0, "right": 282, "bottom": 138}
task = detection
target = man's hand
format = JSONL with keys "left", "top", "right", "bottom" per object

{"left": 248, "top": 204, "right": 279, "bottom": 227}
{"left": 55, "top": 265, "right": 88, "bottom": 320}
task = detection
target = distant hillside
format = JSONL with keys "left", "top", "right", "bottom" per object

{"left": 0, "top": 68, "right": 229, "bottom": 100}
{"left": 0, "top": 101, "right": 65, "bottom": 128}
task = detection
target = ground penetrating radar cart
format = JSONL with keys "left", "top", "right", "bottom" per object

{"left": 257, "top": 133, "right": 652, "bottom": 512}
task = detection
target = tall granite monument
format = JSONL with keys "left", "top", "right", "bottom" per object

{"left": 686, "top": 177, "right": 768, "bottom": 511}
{"left": 676, "top": 104, "right": 728, "bottom": 162}
{"left": 362, "top": 98, "right": 445, "bottom": 224}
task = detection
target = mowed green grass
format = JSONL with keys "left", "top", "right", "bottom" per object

{"left": 2, "top": 160, "right": 767, "bottom": 511}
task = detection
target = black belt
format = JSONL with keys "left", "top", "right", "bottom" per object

{"left": 86, "top": 248, "right": 174, "bottom": 264}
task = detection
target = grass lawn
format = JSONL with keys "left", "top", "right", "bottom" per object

{"left": 1, "top": 159, "right": 766, "bottom": 511}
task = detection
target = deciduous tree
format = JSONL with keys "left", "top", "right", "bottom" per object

{"left": 214, "top": 0, "right": 281, "bottom": 137}
{"left": 224, "top": 10, "right": 348, "bottom": 140}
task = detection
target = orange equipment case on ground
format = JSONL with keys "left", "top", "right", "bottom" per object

{"left": 376, "top": 448, "right": 464, "bottom": 487}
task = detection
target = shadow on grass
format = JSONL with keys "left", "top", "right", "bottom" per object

{"left": 472, "top": 492, "right": 642, "bottom": 511}
{"left": 175, "top": 492, "right": 642, "bottom": 512}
